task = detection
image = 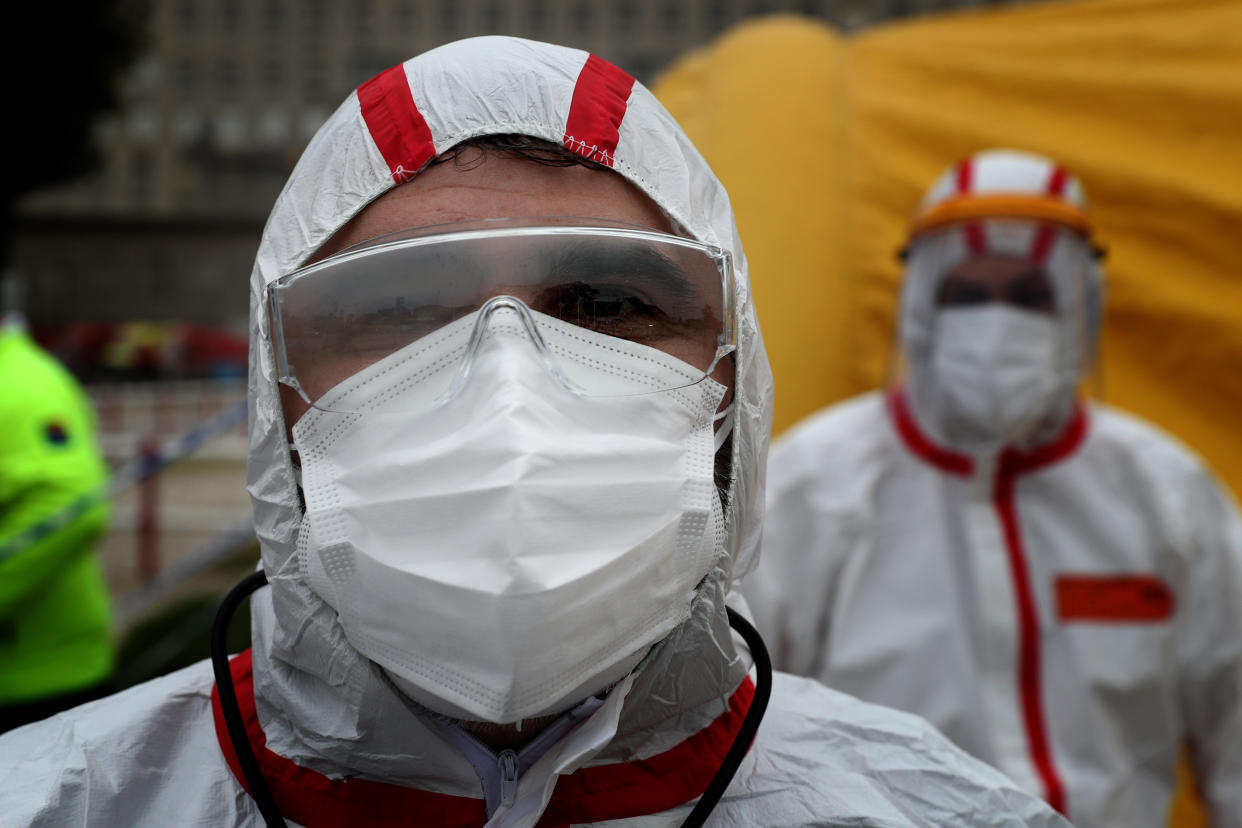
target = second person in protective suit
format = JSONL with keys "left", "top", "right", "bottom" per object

{"left": 746, "top": 148, "right": 1242, "bottom": 827}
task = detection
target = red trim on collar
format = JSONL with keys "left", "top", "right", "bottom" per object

{"left": 886, "top": 387, "right": 974, "bottom": 476}
{"left": 212, "top": 650, "right": 755, "bottom": 827}
{"left": 886, "top": 387, "right": 1088, "bottom": 478}
{"left": 539, "top": 677, "right": 754, "bottom": 826}
{"left": 211, "top": 650, "right": 486, "bottom": 827}
{"left": 998, "top": 403, "right": 1088, "bottom": 476}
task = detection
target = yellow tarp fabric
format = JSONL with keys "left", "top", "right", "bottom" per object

{"left": 655, "top": 1, "right": 1242, "bottom": 825}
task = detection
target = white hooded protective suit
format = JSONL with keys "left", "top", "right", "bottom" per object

{"left": 0, "top": 43, "right": 1068, "bottom": 827}
{"left": 744, "top": 150, "right": 1242, "bottom": 827}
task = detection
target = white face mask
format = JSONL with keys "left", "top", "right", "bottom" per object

{"left": 927, "top": 305, "right": 1065, "bottom": 446}
{"left": 290, "top": 306, "right": 727, "bottom": 724}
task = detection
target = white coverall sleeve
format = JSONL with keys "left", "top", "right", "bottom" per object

{"left": 1176, "top": 469, "right": 1242, "bottom": 828}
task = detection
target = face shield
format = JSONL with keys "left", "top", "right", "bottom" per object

{"left": 916, "top": 220, "right": 1090, "bottom": 303}
{"left": 269, "top": 218, "right": 736, "bottom": 414}
{"left": 894, "top": 218, "right": 1102, "bottom": 444}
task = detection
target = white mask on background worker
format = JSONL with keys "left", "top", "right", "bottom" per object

{"left": 897, "top": 150, "right": 1104, "bottom": 450}
{"left": 927, "top": 259, "right": 1063, "bottom": 446}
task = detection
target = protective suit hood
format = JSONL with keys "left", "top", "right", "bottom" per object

{"left": 244, "top": 36, "right": 773, "bottom": 782}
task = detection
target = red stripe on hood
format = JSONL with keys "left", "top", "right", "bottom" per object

{"left": 563, "top": 54, "right": 635, "bottom": 168}
{"left": 358, "top": 64, "right": 437, "bottom": 184}
{"left": 1029, "top": 165, "right": 1069, "bottom": 265}
{"left": 955, "top": 160, "right": 988, "bottom": 255}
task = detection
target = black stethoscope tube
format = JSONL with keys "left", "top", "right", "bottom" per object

{"left": 210, "top": 572, "right": 772, "bottom": 828}
{"left": 211, "top": 569, "right": 288, "bottom": 828}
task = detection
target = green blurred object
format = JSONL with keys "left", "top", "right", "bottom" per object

{"left": 0, "top": 327, "right": 113, "bottom": 706}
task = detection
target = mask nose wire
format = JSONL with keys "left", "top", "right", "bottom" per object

{"left": 438, "top": 295, "right": 584, "bottom": 406}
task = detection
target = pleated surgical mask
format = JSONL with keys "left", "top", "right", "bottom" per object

{"left": 928, "top": 305, "right": 1065, "bottom": 446}
{"left": 291, "top": 301, "right": 728, "bottom": 723}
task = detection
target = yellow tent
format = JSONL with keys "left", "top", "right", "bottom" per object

{"left": 654, "top": 1, "right": 1242, "bottom": 824}
{"left": 656, "top": 0, "right": 1241, "bottom": 474}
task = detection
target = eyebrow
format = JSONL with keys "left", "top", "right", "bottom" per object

{"left": 538, "top": 239, "right": 701, "bottom": 304}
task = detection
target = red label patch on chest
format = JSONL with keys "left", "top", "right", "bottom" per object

{"left": 1055, "top": 574, "right": 1175, "bottom": 623}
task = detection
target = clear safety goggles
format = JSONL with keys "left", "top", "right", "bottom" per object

{"left": 269, "top": 219, "right": 736, "bottom": 410}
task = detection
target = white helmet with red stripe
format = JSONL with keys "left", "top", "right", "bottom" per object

{"left": 897, "top": 149, "right": 1104, "bottom": 440}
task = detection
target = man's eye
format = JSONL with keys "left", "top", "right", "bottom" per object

{"left": 1007, "top": 277, "right": 1055, "bottom": 312}
{"left": 536, "top": 281, "right": 671, "bottom": 338}
{"left": 937, "top": 279, "right": 990, "bottom": 307}
{"left": 318, "top": 306, "right": 459, "bottom": 355}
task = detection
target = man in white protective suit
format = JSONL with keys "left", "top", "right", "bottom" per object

{"left": 744, "top": 148, "right": 1242, "bottom": 827}
{"left": 0, "top": 42, "right": 1069, "bottom": 827}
